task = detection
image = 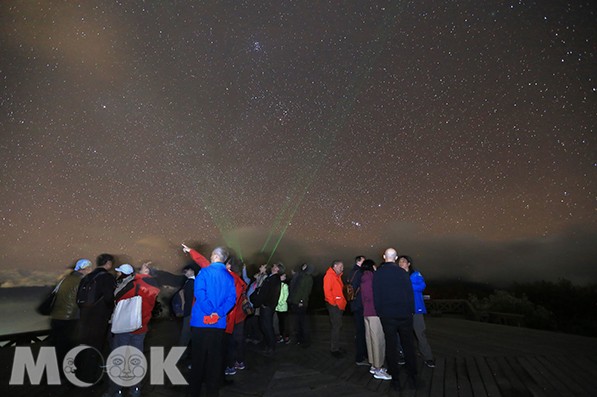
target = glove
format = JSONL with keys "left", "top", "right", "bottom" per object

{"left": 203, "top": 313, "right": 219, "bottom": 325}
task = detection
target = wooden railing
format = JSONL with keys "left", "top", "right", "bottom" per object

{"left": 0, "top": 329, "right": 50, "bottom": 348}
{"left": 426, "top": 299, "right": 480, "bottom": 320}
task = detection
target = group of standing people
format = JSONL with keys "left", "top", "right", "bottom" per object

{"left": 47, "top": 245, "right": 433, "bottom": 396}
{"left": 179, "top": 245, "right": 316, "bottom": 397}
{"left": 323, "top": 248, "right": 435, "bottom": 392}
{"left": 49, "top": 254, "right": 160, "bottom": 397}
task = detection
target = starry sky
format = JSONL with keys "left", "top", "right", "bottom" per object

{"left": 1, "top": 1, "right": 596, "bottom": 287}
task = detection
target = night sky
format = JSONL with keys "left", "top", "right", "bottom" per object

{"left": 1, "top": 1, "right": 595, "bottom": 287}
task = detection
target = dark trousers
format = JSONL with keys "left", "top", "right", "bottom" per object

{"left": 259, "top": 306, "right": 275, "bottom": 351}
{"left": 276, "top": 311, "right": 288, "bottom": 337}
{"left": 77, "top": 310, "right": 111, "bottom": 384}
{"left": 380, "top": 316, "right": 417, "bottom": 382}
{"left": 50, "top": 319, "right": 78, "bottom": 380}
{"left": 244, "top": 314, "right": 262, "bottom": 342}
{"left": 226, "top": 321, "right": 245, "bottom": 367}
{"left": 291, "top": 304, "right": 310, "bottom": 344}
{"left": 326, "top": 303, "right": 343, "bottom": 352}
{"left": 178, "top": 315, "right": 192, "bottom": 361}
{"left": 190, "top": 327, "right": 225, "bottom": 397}
{"left": 352, "top": 308, "right": 367, "bottom": 362}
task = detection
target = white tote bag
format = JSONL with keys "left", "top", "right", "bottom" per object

{"left": 111, "top": 295, "right": 143, "bottom": 334}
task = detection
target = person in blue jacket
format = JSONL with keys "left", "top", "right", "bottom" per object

{"left": 190, "top": 246, "right": 237, "bottom": 397}
{"left": 398, "top": 255, "right": 436, "bottom": 368}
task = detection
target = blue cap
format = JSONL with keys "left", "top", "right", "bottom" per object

{"left": 75, "top": 259, "right": 92, "bottom": 271}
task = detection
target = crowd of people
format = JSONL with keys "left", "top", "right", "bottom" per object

{"left": 323, "top": 248, "right": 435, "bottom": 392}
{"left": 46, "top": 245, "right": 433, "bottom": 396}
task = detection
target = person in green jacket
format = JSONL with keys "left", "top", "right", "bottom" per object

{"left": 50, "top": 259, "right": 93, "bottom": 377}
{"left": 274, "top": 273, "right": 290, "bottom": 343}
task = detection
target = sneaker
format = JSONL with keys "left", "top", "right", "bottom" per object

{"left": 234, "top": 361, "right": 246, "bottom": 370}
{"left": 424, "top": 359, "right": 436, "bottom": 368}
{"left": 373, "top": 368, "right": 392, "bottom": 380}
{"left": 224, "top": 366, "right": 237, "bottom": 376}
{"left": 356, "top": 360, "right": 370, "bottom": 366}
{"left": 398, "top": 356, "right": 406, "bottom": 365}
{"left": 369, "top": 366, "right": 378, "bottom": 374}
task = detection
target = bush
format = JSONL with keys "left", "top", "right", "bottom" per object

{"left": 469, "top": 290, "right": 556, "bottom": 330}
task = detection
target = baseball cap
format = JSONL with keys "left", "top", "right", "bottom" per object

{"left": 115, "top": 264, "right": 134, "bottom": 275}
{"left": 74, "top": 259, "right": 92, "bottom": 271}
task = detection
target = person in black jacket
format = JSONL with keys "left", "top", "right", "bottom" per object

{"left": 255, "top": 262, "right": 285, "bottom": 355}
{"left": 178, "top": 262, "right": 199, "bottom": 366}
{"left": 373, "top": 248, "right": 417, "bottom": 391}
{"left": 348, "top": 255, "right": 368, "bottom": 365}
{"left": 76, "top": 253, "right": 116, "bottom": 384}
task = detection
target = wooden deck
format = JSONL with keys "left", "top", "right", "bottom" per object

{"left": 1, "top": 314, "right": 596, "bottom": 396}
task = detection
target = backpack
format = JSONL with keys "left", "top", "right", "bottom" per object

{"left": 344, "top": 284, "right": 356, "bottom": 301}
{"left": 170, "top": 289, "right": 184, "bottom": 317}
{"left": 77, "top": 272, "right": 105, "bottom": 308}
{"left": 240, "top": 283, "right": 254, "bottom": 315}
{"left": 344, "top": 272, "right": 360, "bottom": 301}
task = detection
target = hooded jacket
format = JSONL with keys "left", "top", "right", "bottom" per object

{"left": 115, "top": 273, "right": 160, "bottom": 334}
{"left": 410, "top": 271, "right": 427, "bottom": 314}
{"left": 323, "top": 267, "right": 346, "bottom": 311}
{"left": 225, "top": 270, "right": 247, "bottom": 334}
{"left": 288, "top": 264, "right": 314, "bottom": 307}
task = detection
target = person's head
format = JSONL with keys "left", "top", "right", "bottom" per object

{"left": 259, "top": 264, "right": 267, "bottom": 274}
{"left": 397, "top": 255, "right": 414, "bottom": 274}
{"left": 355, "top": 256, "right": 365, "bottom": 266}
{"left": 115, "top": 264, "right": 134, "bottom": 278}
{"left": 226, "top": 257, "right": 241, "bottom": 275}
{"left": 183, "top": 263, "right": 199, "bottom": 277}
{"left": 210, "top": 247, "right": 229, "bottom": 264}
{"left": 280, "top": 273, "right": 287, "bottom": 282}
{"left": 74, "top": 259, "right": 93, "bottom": 275}
{"left": 361, "top": 259, "right": 375, "bottom": 272}
{"left": 383, "top": 248, "right": 398, "bottom": 263}
{"left": 271, "top": 262, "right": 285, "bottom": 275}
{"left": 96, "top": 253, "right": 115, "bottom": 269}
{"left": 331, "top": 260, "right": 344, "bottom": 275}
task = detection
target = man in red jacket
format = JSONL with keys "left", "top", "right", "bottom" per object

{"left": 224, "top": 259, "right": 248, "bottom": 375}
{"left": 323, "top": 260, "right": 346, "bottom": 357}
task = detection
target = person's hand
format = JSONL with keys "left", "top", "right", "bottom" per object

{"left": 181, "top": 243, "right": 191, "bottom": 253}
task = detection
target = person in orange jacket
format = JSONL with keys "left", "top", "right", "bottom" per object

{"left": 323, "top": 260, "right": 346, "bottom": 357}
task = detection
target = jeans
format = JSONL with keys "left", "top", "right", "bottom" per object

{"left": 106, "top": 332, "right": 147, "bottom": 393}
